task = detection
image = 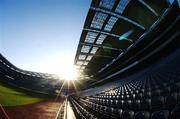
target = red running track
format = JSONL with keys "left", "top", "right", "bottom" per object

{"left": 0, "top": 99, "right": 64, "bottom": 119}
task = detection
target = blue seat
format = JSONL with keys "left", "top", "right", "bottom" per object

{"left": 134, "top": 111, "right": 150, "bottom": 119}
{"left": 151, "top": 110, "right": 169, "bottom": 119}
{"left": 151, "top": 96, "right": 164, "bottom": 109}
{"left": 171, "top": 106, "right": 180, "bottom": 119}
{"left": 164, "top": 93, "right": 177, "bottom": 108}
{"left": 140, "top": 99, "right": 151, "bottom": 110}
{"left": 121, "top": 110, "right": 134, "bottom": 119}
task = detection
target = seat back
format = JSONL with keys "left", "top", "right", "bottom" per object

{"left": 134, "top": 111, "right": 150, "bottom": 119}
{"left": 171, "top": 106, "right": 180, "bottom": 119}
{"left": 151, "top": 110, "right": 169, "bottom": 119}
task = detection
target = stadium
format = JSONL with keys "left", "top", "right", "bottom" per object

{"left": 0, "top": 0, "right": 180, "bottom": 119}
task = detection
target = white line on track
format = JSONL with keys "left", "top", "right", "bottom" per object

{"left": 55, "top": 99, "right": 66, "bottom": 119}
{"left": 0, "top": 104, "right": 10, "bottom": 119}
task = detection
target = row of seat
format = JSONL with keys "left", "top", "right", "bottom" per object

{"left": 70, "top": 96, "right": 98, "bottom": 119}
{"left": 0, "top": 56, "right": 63, "bottom": 94}
{"left": 69, "top": 1, "right": 180, "bottom": 119}
{"left": 69, "top": 45, "right": 180, "bottom": 119}
{"left": 70, "top": 95, "right": 180, "bottom": 119}
{"left": 70, "top": 47, "right": 180, "bottom": 118}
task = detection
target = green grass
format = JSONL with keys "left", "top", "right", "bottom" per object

{"left": 0, "top": 81, "right": 53, "bottom": 106}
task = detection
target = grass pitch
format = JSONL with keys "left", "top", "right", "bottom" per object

{"left": 0, "top": 81, "right": 53, "bottom": 106}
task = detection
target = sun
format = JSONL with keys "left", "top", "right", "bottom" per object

{"left": 32, "top": 54, "right": 79, "bottom": 81}
{"left": 53, "top": 55, "right": 79, "bottom": 81}
{"left": 57, "top": 66, "right": 78, "bottom": 81}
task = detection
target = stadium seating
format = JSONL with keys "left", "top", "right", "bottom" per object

{"left": 0, "top": 0, "right": 179, "bottom": 118}
{"left": 68, "top": 1, "right": 180, "bottom": 118}
{"left": 0, "top": 54, "right": 62, "bottom": 94}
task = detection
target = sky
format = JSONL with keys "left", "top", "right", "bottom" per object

{"left": 0, "top": 0, "right": 91, "bottom": 76}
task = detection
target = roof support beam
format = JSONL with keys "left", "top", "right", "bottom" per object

{"left": 80, "top": 42, "right": 123, "bottom": 52}
{"left": 78, "top": 53, "right": 115, "bottom": 59}
{"left": 83, "top": 28, "right": 134, "bottom": 42}
{"left": 84, "top": 28, "right": 120, "bottom": 37}
{"left": 90, "top": 7, "right": 146, "bottom": 30}
{"left": 138, "top": 0, "right": 159, "bottom": 17}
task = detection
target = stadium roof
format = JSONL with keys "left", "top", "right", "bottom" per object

{"left": 74, "top": 0, "right": 169, "bottom": 83}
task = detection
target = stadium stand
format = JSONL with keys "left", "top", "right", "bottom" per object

{"left": 0, "top": 54, "right": 63, "bottom": 94}
{"left": 71, "top": 0, "right": 180, "bottom": 119}
{"left": 0, "top": 0, "right": 180, "bottom": 119}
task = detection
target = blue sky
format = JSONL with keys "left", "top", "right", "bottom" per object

{"left": 0, "top": 0, "right": 91, "bottom": 74}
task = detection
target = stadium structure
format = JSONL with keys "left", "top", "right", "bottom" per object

{"left": 0, "top": 0, "right": 180, "bottom": 119}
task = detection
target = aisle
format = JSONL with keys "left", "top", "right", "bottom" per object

{"left": 56, "top": 98, "right": 76, "bottom": 119}
{"left": 66, "top": 101, "right": 76, "bottom": 119}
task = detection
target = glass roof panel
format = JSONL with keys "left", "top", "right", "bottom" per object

{"left": 99, "top": 0, "right": 116, "bottom": 10}
{"left": 104, "top": 16, "right": 118, "bottom": 31}
{"left": 84, "top": 61, "right": 89, "bottom": 65}
{"left": 77, "top": 61, "right": 84, "bottom": 65}
{"left": 96, "top": 34, "right": 107, "bottom": 44}
{"left": 75, "top": 65, "right": 81, "bottom": 68}
{"left": 85, "top": 32, "right": 98, "bottom": 43}
{"left": 81, "top": 66, "right": 85, "bottom": 69}
{"left": 90, "top": 47, "right": 99, "bottom": 54}
{"left": 90, "top": 12, "right": 108, "bottom": 29}
{"left": 86, "top": 55, "right": 93, "bottom": 61}
{"left": 81, "top": 45, "right": 91, "bottom": 53}
{"left": 115, "top": 0, "right": 131, "bottom": 14}
{"left": 79, "top": 54, "right": 86, "bottom": 60}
